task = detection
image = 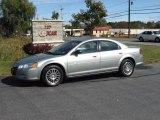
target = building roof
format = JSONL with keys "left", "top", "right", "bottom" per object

{"left": 93, "top": 26, "right": 111, "bottom": 31}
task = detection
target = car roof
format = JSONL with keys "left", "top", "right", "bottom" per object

{"left": 70, "top": 38, "right": 128, "bottom": 48}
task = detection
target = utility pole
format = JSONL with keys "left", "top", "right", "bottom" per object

{"left": 128, "top": 0, "right": 131, "bottom": 38}
{"left": 60, "top": 6, "right": 64, "bottom": 20}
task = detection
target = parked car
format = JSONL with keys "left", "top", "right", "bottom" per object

{"left": 11, "top": 39, "right": 143, "bottom": 87}
{"left": 137, "top": 30, "right": 160, "bottom": 42}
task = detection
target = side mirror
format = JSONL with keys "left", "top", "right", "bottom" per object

{"left": 72, "top": 50, "right": 82, "bottom": 56}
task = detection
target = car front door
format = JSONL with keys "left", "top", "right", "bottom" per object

{"left": 146, "top": 31, "right": 153, "bottom": 40}
{"left": 99, "top": 40, "right": 123, "bottom": 72}
{"left": 67, "top": 41, "right": 100, "bottom": 77}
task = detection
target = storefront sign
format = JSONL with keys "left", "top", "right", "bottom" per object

{"left": 32, "top": 20, "right": 63, "bottom": 43}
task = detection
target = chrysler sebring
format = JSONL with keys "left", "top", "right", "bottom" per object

{"left": 11, "top": 39, "right": 143, "bottom": 86}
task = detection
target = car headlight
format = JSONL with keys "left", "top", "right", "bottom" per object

{"left": 18, "top": 63, "right": 38, "bottom": 69}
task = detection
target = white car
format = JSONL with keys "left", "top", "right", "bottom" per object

{"left": 137, "top": 31, "right": 160, "bottom": 42}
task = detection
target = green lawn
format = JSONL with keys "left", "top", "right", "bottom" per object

{"left": 127, "top": 44, "right": 160, "bottom": 64}
{"left": 0, "top": 61, "right": 14, "bottom": 76}
{"left": 0, "top": 37, "right": 160, "bottom": 76}
{"left": 0, "top": 37, "right": 31, "bottom": 76}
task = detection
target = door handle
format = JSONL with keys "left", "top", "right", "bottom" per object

{"left": 93, "top": 56, "right": 97, "bottom": 57}
{"left": 119, "top": 53, "right": 123, "bottom": 54}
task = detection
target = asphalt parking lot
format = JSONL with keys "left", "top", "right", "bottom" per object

{"left": 0, "top": 62, "right": 160, "bottom": 120}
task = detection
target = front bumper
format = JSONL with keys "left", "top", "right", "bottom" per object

{"left": 11, "top": 67, "right": 40, "bottom": 81}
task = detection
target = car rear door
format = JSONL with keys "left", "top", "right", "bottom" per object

{"left": 67, "top": 41, "right": 100, "bottom": 77}
{"left": 99, "top": 40, "right": 123, "bottom": 72}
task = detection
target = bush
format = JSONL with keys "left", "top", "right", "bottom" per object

{"left": 0, "top": 37, "right": 31, "bottom": 61}
{"left": 23, "top": 43, "right": 53, "bottom": 55}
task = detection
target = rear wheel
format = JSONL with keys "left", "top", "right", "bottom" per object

{"left": 119, "top": 59, "right": 135, "bottom": 77}
{"left": 139, "top": 37, "right": 144, "bottom": 42}
{"left": 155, "top": 37, "right": 160, "bottom": 42}
{"left": 41, "top": 65, "right": 64, "bottom": 87}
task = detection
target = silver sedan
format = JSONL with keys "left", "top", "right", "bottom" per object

{"left": 11, "top": 39, "right": 143, "bottom": 86}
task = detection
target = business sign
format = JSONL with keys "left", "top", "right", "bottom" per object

{"left": 32, "top": 20, "right": 64, "bottom": 43}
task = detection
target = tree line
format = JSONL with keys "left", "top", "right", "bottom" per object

{"left": 107, "top": 21, "right": 160, "bottom": 29}
{"left": 0, "top": 0, "right": 36, "bottom": 37}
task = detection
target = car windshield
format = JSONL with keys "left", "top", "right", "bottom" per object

{"left": 47, "top": 40, "right": 82, "bottom": 55}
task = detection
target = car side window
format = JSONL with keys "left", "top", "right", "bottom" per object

{"left": 100, "top": 41, "right": 120, "bottom": 51}
{"left": 142, "top": 31, "right": 147, "bottom": 34}
{"left": 147, "top": 31, "right": 152, "bottom": 35}
{"left": 77, "top": 41, "right": 98, "bottom": 54}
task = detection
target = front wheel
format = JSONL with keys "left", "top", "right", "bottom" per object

{"left": 139, "top": 37, "right": 144, "bottom": 42}
{"left": 119, "top": 59, "right": 135, "bottom": 77}
{"left": 41, "top": 65, "right": 64, "bottom": 87}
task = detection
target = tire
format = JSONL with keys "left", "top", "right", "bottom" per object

{"left": 139, "top": 37, "right": 144, "bottom": 42}
{"left": 119, "top": 59, "right": 135, "bottom": 77}
{"left": 155, "top": 37, "right": 160, "bottom": 42}
{"left": 41, "top": 65, "right": 64, "bottom": 87}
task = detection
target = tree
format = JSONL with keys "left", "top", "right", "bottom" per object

{"left": 52, "top": 11, "right": 59, "bottom": 20}
{"left": 0, "top": 0, "right": 36, "bottom": 36}
{"left": 70, "top": 0, "right": 107, "bottom": 33}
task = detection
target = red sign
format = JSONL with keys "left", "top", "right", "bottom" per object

{"left": 39, "top": 24, "right": 57, "bottom": 37}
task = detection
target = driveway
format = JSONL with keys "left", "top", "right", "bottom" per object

{"left": 0, "top": 63, "right": 160, "bottom": 120}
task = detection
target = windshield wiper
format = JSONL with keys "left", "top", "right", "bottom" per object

{"left": 46, "top": 51, "right": 63, "bottom": 55}
{"left": 46, "top": 52, "right": 54, "bottom": 55}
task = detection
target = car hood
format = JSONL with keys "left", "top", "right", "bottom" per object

{"left": 15, "top": 53, "right": 61, "bottom": 66}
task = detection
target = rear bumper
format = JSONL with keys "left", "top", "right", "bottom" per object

{"left": 136, "top": 54, "right": 143, "bottom": 66}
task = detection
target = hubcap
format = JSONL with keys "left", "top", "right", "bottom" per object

{"left": 46, "top": 68, "right": 61, "bottom": 85}
{"left": 123, "top": 62, "right": 133, "bottom": 76}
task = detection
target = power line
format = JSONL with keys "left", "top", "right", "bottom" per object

{"left": 107, "top": 7, "right": 160, "bottom": 17}
{"left": 132, "top": 12, "right": 160, "bottom": 14}
{"left": 132, "top": 3, "right": 160, "bottom": 9}
{"left": 106, "top": 14, "right": 128, "bottom": 19}
{"left": 131, "top": 7, "right": 160, "bottom": 11}
{"left": 106, "top": 12, "right": 160, "bottom": 19}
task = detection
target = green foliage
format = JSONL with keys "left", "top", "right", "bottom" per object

{"left": 0, "top": 61, "right": 14, "bottom": 76}
{"left": 126, "top": 44, "right": 160, "bottom": 64}
{"left": 0, "top": 37, "right": 31, "bottom": 61}
{"left": 52, "top": 11, "right": 59, "bottom": 20}
{"left": 0, "top": 0, "right": 36, "bottom": 36}
{"left": 108, "top": 21, "right": 160, "bottom": 29}
{"left": 70, "top": 0, "right": 107, "bottom": 32}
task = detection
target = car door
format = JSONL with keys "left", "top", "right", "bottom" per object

{"left": 146, "top": 31, "right": 153, "bottom": 40}
{"left": 99, "top": 40, "right": 123, "bottom": 71}
{"left": 141, "top": 31, "right": 148, "bottom": 40}
{"left": 67, "top": 41, "right": 100, "bottom": 77}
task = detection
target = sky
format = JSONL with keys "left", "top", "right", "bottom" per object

{"left": 29, "top": 0, "right": 160, "bottom": 24}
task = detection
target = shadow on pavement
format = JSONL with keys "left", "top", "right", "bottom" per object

{"left": 135, "top": 65, "right": 153, "bottom": 70}
{"left": 63, "top": 72, "right": 121, "bottom": 84}
{"left": 1, "top": 65, "right": 155, "bottom": 87}
{"left": 1, "top": 77, "right": 43, "bottom": 87}
{"left": 1, "top": 73, "right": 121, "bottom": 87}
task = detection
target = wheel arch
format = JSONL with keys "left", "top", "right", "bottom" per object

{"left": 119, "top": 56, "right": 136, "bottom": 68}
{"left": 40, "top": 63, "right": 67, "bottom": 79}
